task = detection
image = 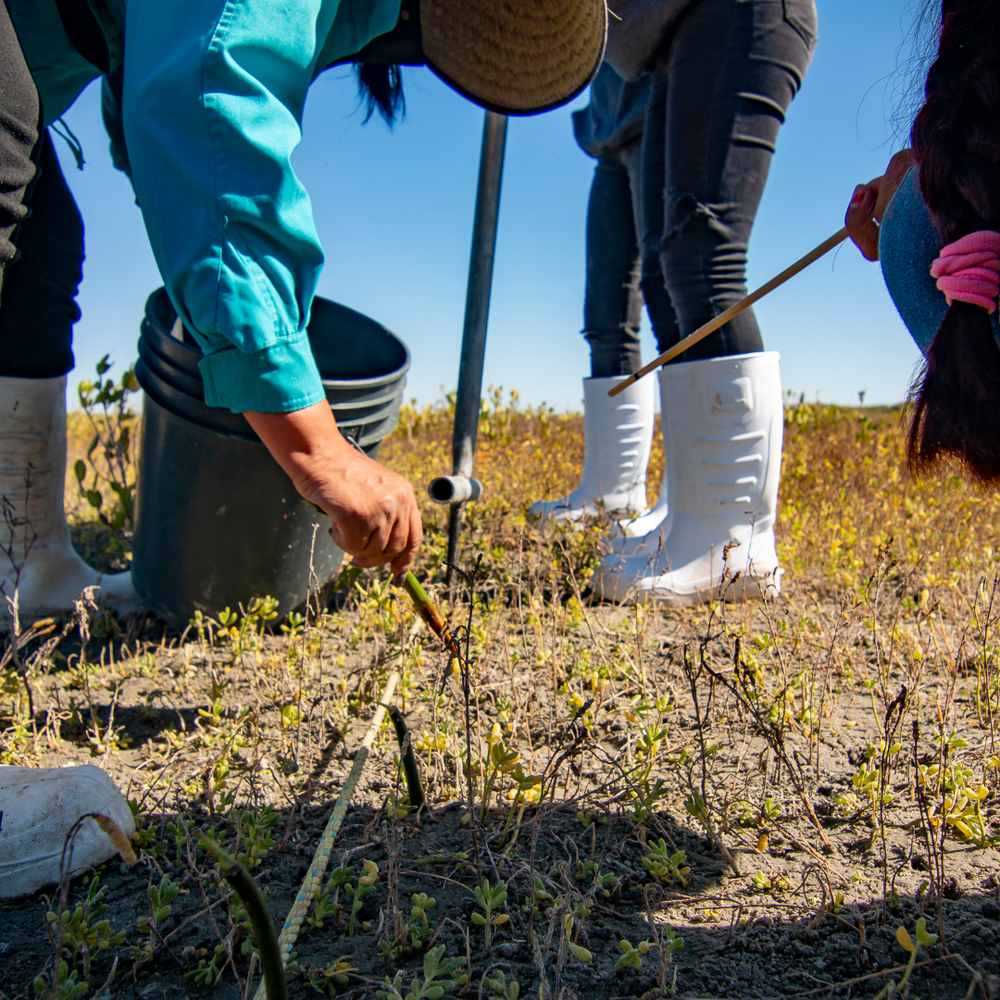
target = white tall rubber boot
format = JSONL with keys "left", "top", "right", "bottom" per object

{"left": 528, "top": 375, "right": 654, "bottom": 524}
{"left": 0, "top": 764, "right": 135, "bottom": 898}
{"left": 592, "top": 352, "right": 783, "bottom": 605}
{"left": 614, "top": 367, "right": 672, "bottom": 541}
{"left": 0, "top": 376, "right": 139, "bottom": 620}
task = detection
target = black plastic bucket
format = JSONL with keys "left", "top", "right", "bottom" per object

{"left": 132, "top": 288, "right": 409, "bottom": 627}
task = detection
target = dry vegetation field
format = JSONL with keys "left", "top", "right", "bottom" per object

{"left": 3, "top": 389, "right": 1000, "bottom": 1000}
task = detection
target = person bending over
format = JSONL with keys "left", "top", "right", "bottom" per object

{"left": 0, "top": 0, "right": 606, "bottom": 617}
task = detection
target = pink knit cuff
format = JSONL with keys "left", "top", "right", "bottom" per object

{"left": 930, "top": 231, "right": 1000, "bottom": 313}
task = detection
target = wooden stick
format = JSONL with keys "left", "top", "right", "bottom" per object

{"left": 609, "top": 226, "right": 849, "bottom": 397}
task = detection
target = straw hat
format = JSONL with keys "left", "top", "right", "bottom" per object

{"left": 353, "top": 0, "right": 608, "bottom": 116}
{"left": 422, "top": 0, "right": 608, "bottom": 115}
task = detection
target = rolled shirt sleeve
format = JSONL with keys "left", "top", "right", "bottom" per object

{"left": 120, "top": 0, "right": 336, "bottom": 413}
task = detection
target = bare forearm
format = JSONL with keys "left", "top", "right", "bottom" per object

{"left": 244, "top": 401, "right": 346, "bottom": 492}
{"left": 244, "top": 402, "right": 422, "bottom": 576}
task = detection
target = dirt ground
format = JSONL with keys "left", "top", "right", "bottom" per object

{"left": 2, "top": 398, "right": 1000, "bottom": 1000}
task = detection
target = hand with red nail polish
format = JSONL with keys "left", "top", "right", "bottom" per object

{"left": 845, "top": 149, "right": 916, "bottom": 261}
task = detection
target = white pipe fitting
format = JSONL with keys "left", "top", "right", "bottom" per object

{"left": 428, "top": 476, "right": 483, "bottom": 504}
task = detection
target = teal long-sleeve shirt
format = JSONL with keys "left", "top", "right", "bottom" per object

{"left": 8, "top": 0, "right": 401, "bottom": 413}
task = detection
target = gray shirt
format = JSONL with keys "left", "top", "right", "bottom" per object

{"left": 572, "top": 63, "right": 650, "bottom": 158}
{"left": 604, "top": 0, "right": 696, "bottom": 80}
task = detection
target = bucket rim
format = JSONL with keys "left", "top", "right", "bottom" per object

{"left": 135, "top": 360, "right": 262, "bottom": 442}
{"left": 143, "top": 287, "right": 412, "bottom": 387}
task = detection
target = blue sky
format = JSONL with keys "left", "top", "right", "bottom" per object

{"left": 57, "top": 0, "right": 931, "bottom": 412}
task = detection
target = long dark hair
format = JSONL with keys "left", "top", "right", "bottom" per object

{"left": 356, "top": 63, "right": 406, "bottom": 126}
{"left": 908, "top": 0, "right": 1000, "bottom": 481}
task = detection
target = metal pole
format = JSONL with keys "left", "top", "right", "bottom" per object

{"left": 446, "top": 110, "right": 508, "bottom": 585}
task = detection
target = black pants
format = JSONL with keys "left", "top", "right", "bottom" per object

{"left": 586, "top": 0, "right": 817, "bottom": 374}
{"left": 642, "top": 0, "right": 817, "bottom": 363}
{"left": 0, "top": 0, "right": 84, "bottom": 379}
{"left": 583, "top": 137, "right": 677, "bottom": 378}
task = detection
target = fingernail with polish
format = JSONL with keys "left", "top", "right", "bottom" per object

{"left": 851, "top": 185, "right": 865, "bottom": 204}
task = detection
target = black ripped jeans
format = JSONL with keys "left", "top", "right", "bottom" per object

{"left": 583, "top": 136, "right": 676, "bottom": 377}
{"left": 586, "top": 0, "right": 817, "bottom": 374}
{"left": 0, "top": 0, "right": 87, "bottom": 379}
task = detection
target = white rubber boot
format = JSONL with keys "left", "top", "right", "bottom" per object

{"left": 593, "top": 352, "right": 783, "bottom": 605}
{"left": 0, "top": 764, "right": 135, "bottom": 898}
{"left": 528, "top": 375, "right": 654, "bottom": 524}
{"left": 0, "top": 376, "right": 140, "bottom": 620}
{"left": 614, "top": 367, "right": 672, "bottom": 542}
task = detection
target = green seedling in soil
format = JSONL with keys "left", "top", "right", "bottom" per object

{"left": 738, "top": 796, "right": 781, "bottom": 850}
{"left": 374, "top": 944, "right": 468, "bottom": 1000}
{"left": 386, "top": 790, "right": 409, "bottom": 821}
{"left": 851, "top": 761, "right": 892, "bottom": 810}
{"left": 33, "top": 960, "right": 88, "bottom": 1000}
{"left": 522, "top": 876, "right": 554, "bottom": 915}
{"left": 133, "top": 873, "right": 181, "bottom": 959}
{"left": 498, "top": 762, "right": 543, "bottom": 846}
{"left": 626, "top": 721, "right": 669, "bottom": 822}
{"left": 345, "top": 860, "right": 379, "bottom": 936}
{"left": 740, "top": 795, "right": 782, "bottom": 828}
{"left": 44, "top": 875, "right": 126, "bottom": 960}
{"left": 750, "top": 870, "right": 791, "bottom": 894}
{"left": 305, "top": 867, "right": 355, "bottom": 932}
{"left": 230, "top": 804, "right": 280, "bottom": 869}
{"left": 846, "top": 744, "right": 899, "bottom": 831}
{"left": 281, "top": 610, "right": 306, "bottom": 639}
{"left": 483, "top": 969, "right": 520, "bottom": 1000}
{"left": 561, "top": 909, "right": 594, "bottom": 964}
{"left": 185, "top": 944, "right": 227, "bottom": 988}
{"left": 480, "top": 726, "right": 521, "bottom": 821}
{"left": 683, "top": 789, "right": 710, "bottom": 826}
{"left": 471, "top": 878, "right": 509, "bottom": 949}
{"left": 306, "top": 886, "right": 337, "bottom": 932}
{"left": 871, "top": 918, "right": 939, "bottom": 1000}
{"left": 379, "top": 892, "right": 437, "bottom": 961}
{"left": 614, "top": 938, "right": 652, "bottom": 973}
{"left": 758, "top": 796, "right": 782, "bottom": 852}
{"left": 576, "top": 859, "right": 617, "bottom": 897}
{"left": 127, "top": 798, "right": 159, "bottom": 857}
{"left": 642, "top": 840, "right": 691, "bottom": 887}
{"left": 204, "top": 596, "right": 281, "bottom": 659}
{"left": 39, "top": 875, "right": 126, "bottom": 998}
{"left": 661, "top": 924, "right": 684, "bottom": 962}
{"left": 301, "top": 956, "right": 354, "bottom": 996}
{"left": 918, "top": 758, "right": 997, "bottom": 848}
{"left": 406, "top": 892, "right": 436, "bottom": 948}
{"left": 630, "top": 776, "right": 669, "bottom": 823}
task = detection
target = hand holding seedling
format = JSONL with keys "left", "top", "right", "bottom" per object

{"left": 245, "top": 400, "right": 422, "bottom": 576}
{"left": 845, "top": 149, "right": 916, "bottom": 260}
